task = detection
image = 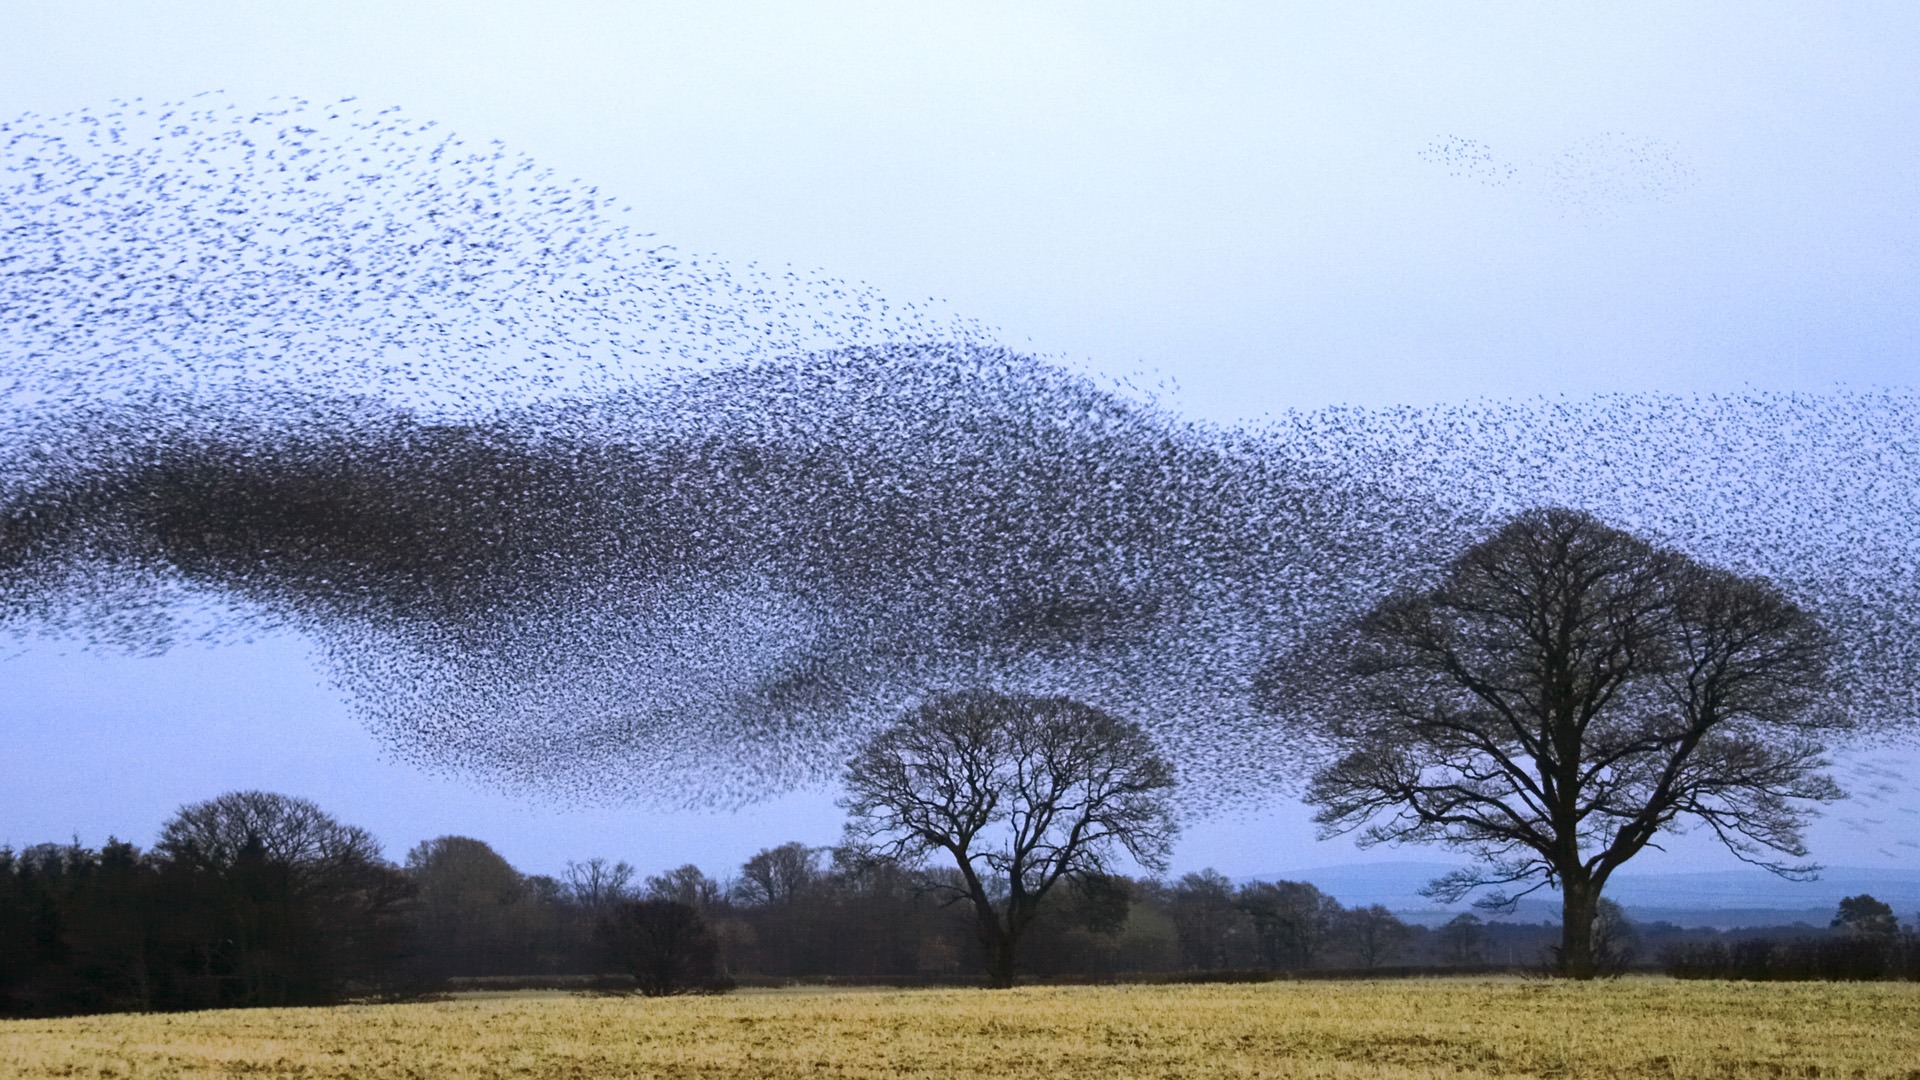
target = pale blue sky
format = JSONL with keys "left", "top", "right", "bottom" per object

{"left": 2, "top": 3, "right": 1916, "bottom": 881}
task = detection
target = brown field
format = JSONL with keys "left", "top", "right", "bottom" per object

{"left": 4, "top": 978, "right": 1919, "bottom": 1079}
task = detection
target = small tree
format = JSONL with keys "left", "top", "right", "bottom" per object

{"left": 405, "top": 837, "right": 532, "bottom": 977}
{"left": 1236, "top": 880, "right": 1341, "bottom": 969}
{"left": 157, "top": 791, "right": 384, "bottom": 878}
{"left": 595, "top": 899, "right": 727, "bottom": 996}
{"left": 1339, "top": 905, "right": 1412, "bottom": 969}
{"left": 1296, "top": 509, "right": 1847, "bottom": 979}
{"left": 730, "top": 842, "right": 826, "bottom": 975}
{"left": 645, "top": 865, "right": 724, "bottom": 911}
{"left": 564, "top": 857, "right": 636, "bottom": 910}
{"left": 1167, "top": 869, "right": 1243, "bottom": 971}
{"left": 1437, "top": 913, "right": 1486, "bottom": 965}
{"left": 154, "top": 791, "right": 409, "bottom": 1005}
{"left": 1833, "top": 894, "right": 1899, "bottom": 940}
{"left": 1587, "top": 897, "right": 1639, "bottom": 976}
{"left": 733, "top": 843, "right": 822, "bottom": 908}
{"left": 841, "top": 690, "right": 1176, "bottom": 988}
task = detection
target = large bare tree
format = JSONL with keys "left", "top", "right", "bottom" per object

{"left": 841, "top": 690, "right": 1176, "bottom": 988}
{"left": 1300, "top": 508, "right": 1845, "bottom": 978}
{"left": 732, "top": 842, "right": 823, "bottom": 908}
{"left": 155, "top": 791, "right": 410, "bottom": 1003}
{"left": 158, "top": 790, "right": 383, "bottom": 878}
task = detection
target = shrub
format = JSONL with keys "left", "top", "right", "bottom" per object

{"left": 595, "top": 899, "right": 732, "bottom": 996}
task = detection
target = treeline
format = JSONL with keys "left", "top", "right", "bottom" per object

{"left": 9, "top": 792, "right": 1917, "bottom": 1016}
{"left": 1661, "top": 897, "right": 1920, "bottom": 981}
{"left": 0, "top": 791, "right": 1480, "bottom": 1017}
{"left": 1664, "top": 936, "right": 1920, "bottom": 981}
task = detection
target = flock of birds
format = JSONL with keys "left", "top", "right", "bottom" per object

{"left": 1420, "top": 132, "right": 1696, "bottom": 220}
{"left": 1, "top": 98, "right": 1913, "bottom": 811}
{"left": 1417, "top": 136, "right": 1520, "bottom": 188}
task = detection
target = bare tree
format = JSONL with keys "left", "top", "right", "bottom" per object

{"left": 841, "top": 690, "right": 1176, "bottom": 988}
{"left": 645, "top": 864, "right": 724, "bottom": 911}
{"left": 405, "top": 837, "right": 533, "bottom": 976}
{"left": 1167, "top": 869, "right": 1243, "bottom": 971}
{"left": 1437, "top": 913, "right": 1486, "bottom": 966}
{"left": 1338, "top": 904, "right": 1413, "bottom": 969}
{"left": 1590, "top": 897, "right": 1638, "bottom": 975}
{"left": 595, "top": 899, "right": 727, "bottom": 996}
{"left": 732, "top": 843, "right": 822, "bottom": 907}
{"left": 157, "top": 790, "right": 383, "bottom": 884}
{"left": 153, "top": 791, "right": 409, "bottom": 1003}
{"left": 1236, "top": 879, "right": 1342, "bottom": 970}
{"left": 564, "top": 857, "right": 636, "bottom": 910}
{"left": 1299, "top": 508, "right": 1846, "bottom": 978}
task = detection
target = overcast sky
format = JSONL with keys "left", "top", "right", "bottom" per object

{"left": 2, "top": 3, "right": 1916, "bottom": 884}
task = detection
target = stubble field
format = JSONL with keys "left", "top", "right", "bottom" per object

{"left": 4, "top": 979, "right": 1919, "bottom": 1079}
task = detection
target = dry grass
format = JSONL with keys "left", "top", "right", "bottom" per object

{"left": 4, "top": 978, "right": 1920, "bottom": 1079}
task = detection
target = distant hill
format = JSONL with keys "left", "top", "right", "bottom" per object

{"left": 1243, "top": 862, "right": 1920, "bottom": 929}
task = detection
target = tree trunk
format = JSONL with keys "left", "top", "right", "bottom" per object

{"left": 1559, "top": 874, "right": 1599, "bottom": 980}
{"left": 985, "top": 938, "right": 1017, "bottom": 989}
{"left": 967, "top": 891, "right": 1019, "bottom": 989}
